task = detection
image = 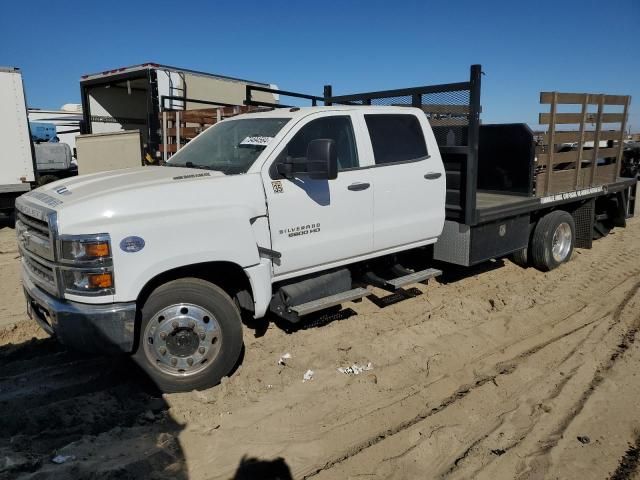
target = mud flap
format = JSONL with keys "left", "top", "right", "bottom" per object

{"left": 571, "top": 199, "right": 594, "bottom": 249}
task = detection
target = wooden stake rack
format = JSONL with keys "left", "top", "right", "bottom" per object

{"left": 536, "top": 92, "right": 630, "bottom": 196}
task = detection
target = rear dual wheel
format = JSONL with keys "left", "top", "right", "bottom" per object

{"left": 531, "top": 210, "right": 575, "bottom": 271}
{"left": 133, "top": 278, "right": 243, "bottom": 392}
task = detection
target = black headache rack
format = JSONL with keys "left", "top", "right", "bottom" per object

{"left": 245, "top": 65, "right": 483, "bottom": 225}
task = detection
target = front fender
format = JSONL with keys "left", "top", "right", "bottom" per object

{"left": 109, "top": 205, "right": 262, "bottom": 303}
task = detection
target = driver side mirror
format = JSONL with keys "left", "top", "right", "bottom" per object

{"left": 276, "top": 138, "right": 338, "bottom": 180}
{"left": 306, "top": 138, "right": 338, "bottom": 180}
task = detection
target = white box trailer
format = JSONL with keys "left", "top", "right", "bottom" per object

{"left": 79, "top": 63, "right": 279, "bottom": 165}
{"left": 0, "top": 67, "right": 35, "bottom": 214}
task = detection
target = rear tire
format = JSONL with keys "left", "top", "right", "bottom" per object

{"left": 531, "top": 210, "right": 575, "bottom": 271}
{"left": 511, "top": 247, "right": 529, "bottom": 267}
{"left": 133, "top": 278, "right": 243, "bottom": 392}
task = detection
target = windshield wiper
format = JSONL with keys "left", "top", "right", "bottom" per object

{"left": 166, "top": 161, "right": 214, "bottom": 170}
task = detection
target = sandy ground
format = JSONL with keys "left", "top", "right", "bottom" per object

{"left": 1, "top": 216, "right": 640, "bottom": 480}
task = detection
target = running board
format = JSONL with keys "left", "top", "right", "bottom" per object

{"left": 289, "top": 287, "right": 370, "bottom": 316}
{"left": 364, "top": 267, "right": 442, "bottom": 291}
{"left": 385, "top": 267, "right": 442, "bottom": 290}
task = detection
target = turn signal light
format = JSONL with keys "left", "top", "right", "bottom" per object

{"left": 88, "top": 273, "right": 113, "bottom": 289}
{"left": 84, "top": 242, "right": 110, "bottom": 258}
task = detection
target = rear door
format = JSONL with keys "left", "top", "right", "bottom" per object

{"left": 362, "top": 112, "right": 446, "bottom": 251}
{"left": 263, "top": 111, "right": 374, "bottom": 279}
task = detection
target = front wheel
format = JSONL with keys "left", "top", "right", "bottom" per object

{"left": 133, "top": 278, "right": 243, "bottom": 392}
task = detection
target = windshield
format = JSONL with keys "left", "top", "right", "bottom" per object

{"left": 166, "top": 117, "right": 290, "bottom": 174}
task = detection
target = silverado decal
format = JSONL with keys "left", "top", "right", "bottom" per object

{"left": 279, "top": 223, "right": 321, "bottom": 238}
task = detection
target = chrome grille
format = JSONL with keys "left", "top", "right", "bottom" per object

{"left": 15, "top": 199, "right": 59, "bottom": 296}
{"left": 16, "top": 218, "right": 55, "bottom": 261}
{"left": 16, "top": 211, "right": 50, "bottom": 239}
{"left": 20, "top": 247, "right": 59, "bottom": 296}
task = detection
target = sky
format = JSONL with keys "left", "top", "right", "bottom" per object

{"left": 1, "top": 0, "right": 638, "bottom": 131}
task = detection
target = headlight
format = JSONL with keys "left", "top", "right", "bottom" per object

{"left": 60, "top": 237, "right": 111, "bottom": 263}
{"left": 61, "top": 269, "right": 114, "bottom": 295}
{"left": 57, "top": 234, "right": 114, "bottom": 296}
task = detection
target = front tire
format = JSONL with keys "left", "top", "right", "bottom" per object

{"left": 133, "top": 278, "right": 243, "bottom": 392}
{"left": 531, "top": 210, "right": 575, "bottom": 271}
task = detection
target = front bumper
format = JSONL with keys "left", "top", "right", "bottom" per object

{"left": 23, "top": 270, "right": 137, "bottom": 354}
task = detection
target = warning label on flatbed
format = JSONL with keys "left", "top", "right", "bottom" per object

{"left": 539, "top": 186, "right": 604, "bottom": 204}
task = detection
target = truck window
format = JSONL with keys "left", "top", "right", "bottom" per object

{"left": 166, "top": 118, "right": 290, "bottom": 174}
{"left": 364, "top": 114, "right": 428, "bottom": 165}
{"left": 278, "top": 116, "right": 359, "bottom": 171}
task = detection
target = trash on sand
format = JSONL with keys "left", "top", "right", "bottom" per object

{"left": 278, "top": 353, "right": 292, "bottom": 366}
{"left": 303, "top": 369, "right": 314, "bottom": 382}
{"left": 52, "top": 455, "right": 76, "bottom": 464}
{"left": 337, "top": 362, "right": 373, "bottom": 376}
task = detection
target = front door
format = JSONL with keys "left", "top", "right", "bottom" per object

{"left": 263, "top": 112, "right": 373, "bottom": 279}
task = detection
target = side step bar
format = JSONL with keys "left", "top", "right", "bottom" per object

{"left": 386, "top": 267, "right": 442, "bottom": 290}
{"left": 364, "top": 267, "right": 442, "bottom": 291}
{"left": 289, "top": 287, "right": 369, "bottom": 316}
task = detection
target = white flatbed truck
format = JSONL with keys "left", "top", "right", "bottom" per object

{"left": 16, "top": 65, "right": 636, "bottom": 391}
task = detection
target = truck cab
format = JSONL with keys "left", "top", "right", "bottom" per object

{"left": 16, "top": 106, "right": 446, "bottom": 392}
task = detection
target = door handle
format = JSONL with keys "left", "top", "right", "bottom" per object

{"left": 348, "top": 182, "right": 370, "bottom": 191}
{"left": 424, "top": 172, "right": 442, "bottom": 180}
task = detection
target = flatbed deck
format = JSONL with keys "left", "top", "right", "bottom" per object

{"left": 476, "top": 192, "right": 534, "bottom": 210}
{"left": 475, "top": 178, "right": 637, "bottom": 224}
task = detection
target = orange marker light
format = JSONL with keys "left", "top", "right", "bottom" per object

{"left": 88, "top": 273, "right": 113, "bottom": 289}
{"left": 85, "top": 242, "right": 110, "bottom": 258}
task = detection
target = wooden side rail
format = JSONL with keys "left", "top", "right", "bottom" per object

{"left": 537, "top": 91, "right": 631, "bottom": 196}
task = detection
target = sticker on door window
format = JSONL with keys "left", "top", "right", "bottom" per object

{"left": 272, "top": 181, "right": 284, "bottom": 194}
{"left": 240, "top": 135, "right": 274, "bottom": 146}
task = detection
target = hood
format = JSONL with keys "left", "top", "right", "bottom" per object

{"left": 20, "top": 166, "right": 267, "bottom": 233}
{"left": 36, "top": 166, "right": 225, "bottom": 205}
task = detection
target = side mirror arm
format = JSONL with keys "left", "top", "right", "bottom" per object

{"left": 276, "top": 162, "right": 293, "bottom": 178}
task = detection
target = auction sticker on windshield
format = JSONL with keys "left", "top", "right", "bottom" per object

{"left": 240, "top": 136, "right": 274, "bottom": 146}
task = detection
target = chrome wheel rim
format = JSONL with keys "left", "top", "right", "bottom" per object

{"left": 552, "top": 222, "right": 572, "bottom": 263}
{"left": 143, "top": 303, "right": 222, "bottom": 377}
